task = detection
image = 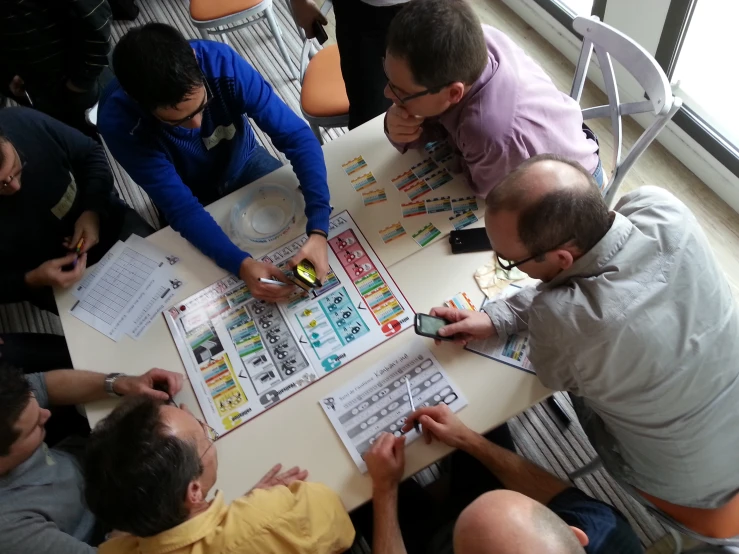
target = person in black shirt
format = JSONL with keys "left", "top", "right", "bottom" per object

{"left": 362, "top": 404, "right": 643, "bottom": 554}
{"left": 0, "top": 107, "right": 152, "bottom": 365}
{"left": 0, "top": 0, "right": 113, "bottom": 136}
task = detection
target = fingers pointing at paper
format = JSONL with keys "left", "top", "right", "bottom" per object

{"left": 402, "top": 404, "right": 475, "bottom": 449}
{"left": 429, "top": 306, "right": 497, "bottom": 345}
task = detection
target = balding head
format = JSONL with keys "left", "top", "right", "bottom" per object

{"left": 453, "top": 490, "right": 587, "bottom": 554}
{"left": 483, "top": 154, "right": 612, "bottom": 282}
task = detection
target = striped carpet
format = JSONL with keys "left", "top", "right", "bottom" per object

{"left": 0, "top": 0, "right": 676, "bottom": 550}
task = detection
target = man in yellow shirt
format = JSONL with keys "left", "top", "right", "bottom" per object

{"left": 84, "top": 396, "right": 355, "bottom": 554}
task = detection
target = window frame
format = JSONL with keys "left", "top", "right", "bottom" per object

{"left": 530, "top": 0, "right": 607, "bottom": 34}
{"left": 654, "top": 0, "right": 739, "bottom": 178}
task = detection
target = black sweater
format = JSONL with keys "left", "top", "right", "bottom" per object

{"left": 0, "top": 107, "right": 114, "bottom": 302}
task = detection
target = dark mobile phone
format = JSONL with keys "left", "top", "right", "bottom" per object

{"left": 414, "top": 313, "right": 454, "bottom": 341}
{"left": 449, "top": 227, "right": 492, "bottom": 254}
{"left": 312, "top": 21, "right": 328, "bottom": 45}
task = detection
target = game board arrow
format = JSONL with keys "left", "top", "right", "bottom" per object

{"left": 299, "top": 336, "right": 307, "bottom": 344}
{"left": 239, "top": 370, "right": 247, "bottom": 379}
{"left": 357, "top": 303, "right": 367, "bottom": 310}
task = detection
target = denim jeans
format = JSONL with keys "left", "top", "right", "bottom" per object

{"left": 593, "top": 157, "right": 605, "bottom": 190}
{"left": 219, "top": 145, "right": 284, "bottom": 197}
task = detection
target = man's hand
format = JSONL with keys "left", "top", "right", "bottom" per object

{"left": 429, "top": 306, "right": 496, "bottom": 345}
{"left": 63, "top": 210, "right": 100, "bottom": 254}
{"left": 290, "top": 0, "right": 327, "bottom": 39}
{"left": 25, "top": 252, "right": 88, "bottom": 288}
{"left": 402, "top": 404, "right": 476, "bottom": 450}
{"left": 386, "top": 105, "right": 425, "bottom": 144}
{"left": 239, "top": 257, "right": 295, "bottom": 302}
{"left": 113, "top": 368, "right": 184, "bottom": 400}
{"left": 365, "top": 433, "right": 406, "bottom": 493}
{"left": 250, "top": 463, "right": 309, "bottom": 491}
{"left": 291, "top": 233, "right": 329, "bottom": 284}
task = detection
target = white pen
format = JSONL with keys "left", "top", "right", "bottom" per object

{"left": 405, "top": 377, "right": 421, "bottom": 433}
{"left": 259, "top": 277, "right": 289, "bottom": 287}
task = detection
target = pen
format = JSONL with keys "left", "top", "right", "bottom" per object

{"left": 72, "top": 238, "right": 85, "bottom": 268}
{"left": 258, "top": 277, "right": 289, "bottom": 287}
{"left": 405, "top": 377, "right": 421, "bottom": 433}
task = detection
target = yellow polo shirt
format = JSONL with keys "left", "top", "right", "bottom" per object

{"left": 99, "top": 482, "right": 355, "bottom": 554}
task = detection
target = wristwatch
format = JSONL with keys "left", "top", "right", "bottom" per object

{"left": 104, "top": 373, "right": 124, "bottom": 397}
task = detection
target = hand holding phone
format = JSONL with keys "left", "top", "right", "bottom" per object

{"left": 415, "top": 313, "right": 455, "bottom": 341}
{"left": 311, "top": 20, "right": 328, "bottom": 45}
{"left": 449, "top": 227, "right": 492, "bottom": 254}
{"left": 417, "top": 307, "right": 497, "bottom": 345}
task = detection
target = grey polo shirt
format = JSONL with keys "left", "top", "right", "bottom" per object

{"left": 483, "top": 186, "right": 739, "bottom": 509}
{"left": 0, "top": 373, "right": 96, "bottom": 554}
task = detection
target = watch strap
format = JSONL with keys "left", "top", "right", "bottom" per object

{"left": 104, "top": 373, "right": 124, "bottom": 397}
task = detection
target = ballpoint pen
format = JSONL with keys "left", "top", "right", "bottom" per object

{"left": 405, "top": 377, "right": 421, "bottom": 433}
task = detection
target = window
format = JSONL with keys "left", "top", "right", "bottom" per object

{"left": 655, "top": 0, "right": 739, "bottom": 177}
{"left": 531, "top": 0, "right": 607, "bottom": 33}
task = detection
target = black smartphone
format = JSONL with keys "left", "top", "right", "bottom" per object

{"left": 414, "top": 313, "right": 454, "bottom": 341}
{"left": 312, "top": 21, "right": 328, "bottom": 45}
{"left": 449, "top": 227, "right": 492, "bottom": 254}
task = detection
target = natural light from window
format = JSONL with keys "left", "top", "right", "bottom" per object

{"left": 673, "top": 1, "right": 739, "bottom": 149}
{"left": 555, "top": 0, "right": 593, "bottom": 17}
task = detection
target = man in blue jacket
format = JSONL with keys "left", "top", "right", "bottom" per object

{"left": 98, "top": 23, "right": 332, "bottom": 302}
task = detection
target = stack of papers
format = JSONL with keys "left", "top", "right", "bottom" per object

{"left": 69, "top": 235, "right": 184, "bottom": 341}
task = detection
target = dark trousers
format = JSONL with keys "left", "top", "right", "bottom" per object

{"left": 6, "top": 198, "right": 154, "bottom": 315}
{"left": 334, "top": 0, "right": 404, "bottom": 129}
{"left": 350, "top": 423, "right": 516, "bottom": 554}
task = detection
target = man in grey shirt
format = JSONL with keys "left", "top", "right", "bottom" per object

{"left": 431, "top": 154, "right": 739, "bottom": 538}
{"left": 0, "top": 366, "right": 183, "bottom": 553}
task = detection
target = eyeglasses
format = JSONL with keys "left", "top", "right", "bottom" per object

{"left": 495, "top": 237, "right": 575, "bottom": 271}
{"left": 165, "top": 394, "right": 219, "bottom": 456}
{"left": 162, "top": 79, "right": 213, "bottom": 126}
{"left": 382, "top": 57, "right": 452, "bottom": 105}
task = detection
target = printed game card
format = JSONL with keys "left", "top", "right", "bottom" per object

{"left": 342, "top": 156, "right": 368, "bottom": 176}
{"left": 452, "top": 196, "right": 479, "bottom": 215}
{"left": 449, "top": 210, "right": 479, "bottom": 230}
{"left": 425, "top": 196, "right": 452, "bottom": 214}
{"left": 401, "top": 200, "right": 427, "bottom": 218}
{"left": 436, "top": 153, "right": 456, "bottom": 170}
{"left": 424, "top": 168, "right": 453, "bottom": 190}
{"left": 424, "top": 141, "right": 440, "bottom": 153}
{"left": 351, "top": 172, "right": 377, "bottom": 192}
{"left": 411, "top": 158, "right": 438, "bottom": 179}
{"left": 444, "top": 292, "right": 477, "bottom": 311}
{"left": 428, "top": 142, "right": 454, "bottom": 162}
{"left": 391, "top": 170, "right": 419, "bottom": 192}
{"left": 362, "top": 188, "right": 387, "bottom": 206}
{"left": 412, "top": 223, "right": 441, "bottom": 247}
{"left": 405, "top": 179, "right": 432, "bottom": 201}
{"left": 378, "top": 222, "right": 407, "bottom": 244}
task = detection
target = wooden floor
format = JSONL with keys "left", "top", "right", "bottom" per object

{"left": 2, "top": 1, "right": 737, "bottom": 551}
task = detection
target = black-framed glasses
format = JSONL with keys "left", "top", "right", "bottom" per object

{"left": 495, "top": 237, "right": 574, "bottom": 271}
{"left": 162, "top": 78, "right": 213, "bottom": 126}
{"left": 382, "top": 57, "right": 452, "bottom": 105}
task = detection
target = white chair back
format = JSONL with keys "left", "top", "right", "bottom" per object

{"left": 290, "top": 0, "right": 334, "bottom": 83}
{"left": 571, "top": 16, "right": 683, "bottom": 206}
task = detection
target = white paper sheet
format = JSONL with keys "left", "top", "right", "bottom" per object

{"left": 320, "top": 339, "right": 467, "bottom": 472}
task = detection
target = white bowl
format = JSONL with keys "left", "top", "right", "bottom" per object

{"left": 230, "top": 184, "right": 300, "bottom": 246}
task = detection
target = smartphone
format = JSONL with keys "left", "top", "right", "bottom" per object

{"left": 449, "top": 227, "right": 492, "bottom": 254}
{"left": 414, "top": 313, "right": 454, "bottom": 341}
{"left": 312, "top": 21, "right": 328, "bottom": 45}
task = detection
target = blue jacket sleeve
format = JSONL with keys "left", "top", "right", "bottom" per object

{"left": 228, "top": 50, "right": 331, "bottom": 234}
{"left": 98, "top": 115, "right": 249, "bottom": 275}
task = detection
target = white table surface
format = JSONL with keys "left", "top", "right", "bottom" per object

{"left": 55, "top": 115, "right": 550, "bottom": 511}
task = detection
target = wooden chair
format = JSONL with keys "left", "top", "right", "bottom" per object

{"left": 291, "top": 0, "right": 349, "bottom": 143}
{"left": 570, "top": 16, "right": 683, "bottom": 207}
{"left": 190, "top": 0, "right": 297, "bottom": 80}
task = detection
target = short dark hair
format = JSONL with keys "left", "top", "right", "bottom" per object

{"left": 0, "top": 127, "right": 10, "bottom": 168}
{"left": 84, "top": 397, "right": 204, "bottom": 537}
{"left": 486, "top": 154, "right": 611, "bottom": 254}
{"left": 387, "top": 0, "right": 488, "bottom": 88}
{"left": 0, "top": 368, "right": 32, "bottom": 456}
{"left": 112, "top": 23, "right": 203, "bottom": 111}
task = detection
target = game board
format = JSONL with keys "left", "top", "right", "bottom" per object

{"left": 165, "top": 211, "right": 414, "bottom": 437}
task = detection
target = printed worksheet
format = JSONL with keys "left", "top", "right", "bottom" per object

{"left": 165, "top": 211, "right": 415, "bottom": 437}
{"left": 320, "top": 340, "right": 467, "bottom": 472}
{"left": 464, "top": 285, "right": 535, "bottom": 375}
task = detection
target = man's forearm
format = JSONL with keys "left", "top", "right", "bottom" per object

{"left": 462, "top": 431, "right": 571, "bottom": 505}
{"left": 45, "top": 370, "right": 109, "bottom": 405}
{"left": 372, "top": 487, "right": 408, "bottom": 554}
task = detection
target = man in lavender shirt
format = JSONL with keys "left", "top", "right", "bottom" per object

{"left": 383, "top": 0, "right": 603, "bottom": 197}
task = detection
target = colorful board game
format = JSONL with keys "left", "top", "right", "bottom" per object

{"left": 165, "top": 211, "right": 414, "bottom": 437}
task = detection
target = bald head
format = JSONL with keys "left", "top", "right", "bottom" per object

{"left": 453, "top": 490, "right": 587, "bottom": 554}
{"left": 485, "top": 154, "right": 610, "bottom": 256}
